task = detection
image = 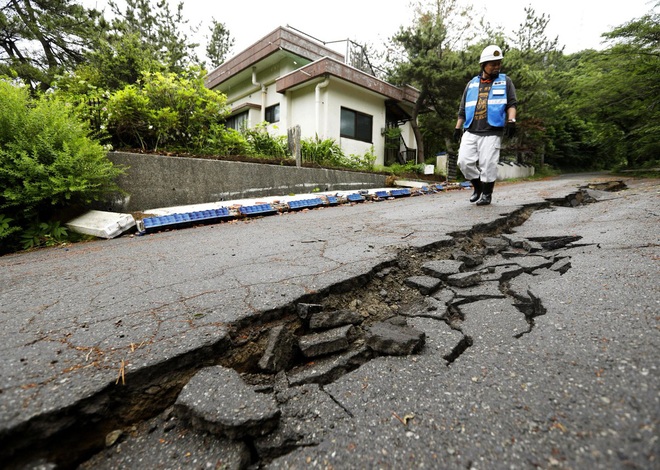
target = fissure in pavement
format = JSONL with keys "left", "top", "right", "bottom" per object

{"left": 12, "top": 188, "right": 608, "bottom": 470}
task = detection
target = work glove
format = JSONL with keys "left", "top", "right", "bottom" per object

{"left": 504, "top": 120, "right": 517, "bottom": 139}
{"left": 453, "top": 128, "right": 463, "bottom": 143}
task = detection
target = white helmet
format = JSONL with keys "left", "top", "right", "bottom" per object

{"left": 479, "top": 45, "right": 503, "bottom": 64}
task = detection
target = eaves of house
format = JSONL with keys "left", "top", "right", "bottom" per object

{"left": 275, "top": 56, "right": 419, "bottom": 105}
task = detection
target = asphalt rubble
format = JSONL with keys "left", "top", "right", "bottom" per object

{"left": 0, "top": 175, "right": 657, "bottom": 470}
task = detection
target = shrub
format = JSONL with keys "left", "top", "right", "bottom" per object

{"left": 301, "top": 135, "right": 345, "bottom": 166}
{"left": 0, "top": 80, "right": 123, "bottom": 253}
{"left": 242, "top": 123, "right": 290, "bottom": 159}
{"left": 206, "top": 124, "right": 251, "bottom": 156}
{"left": 343, "top": 146, "right": 377, "bottom": 171}
{"left": 105, "top": 67, "right": 230, "bottom": 152}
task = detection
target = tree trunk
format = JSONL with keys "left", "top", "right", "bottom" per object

{"left": 411, "top": 94, "right": 425, "bottom": 164}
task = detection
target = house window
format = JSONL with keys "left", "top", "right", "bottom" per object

{"left": 265, "top": 104, "right": 280, "bottom": 123}
{"left": 226, "top": 111, "right": 248, "bottom": 130}
{"left": 340, "top": 107, "right": 372, "bottom": 143}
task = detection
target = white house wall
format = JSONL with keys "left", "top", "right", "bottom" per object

{"left": 224, "top": 57, "right": 300, "bottom": 129}
{"left": 279, "top": 78, "right": 388, "bottom": 166}
{"left": 219, "top": 57, "right": 408, "bottom": 167}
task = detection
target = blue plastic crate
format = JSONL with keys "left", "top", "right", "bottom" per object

{"left": 374, "top": 190, "right": 390, "bottom": 199}
{"left": 287, "top": 198, "right": 323, "bottom": 210}
{"left": 346, "top": 193, "right": 365, "bottom": 203}
{"left": 325, "top": 196, "right": 340, "bottom": 205}
{"left": 239, "top": 204, "right": 277, "bottom": 216}
{"left": 460, "top": 181, "right": 472, "bottom": 188}
{"left": 390, "top": 188, "right": 411, "bottom": 197}
{"left": 140, "top": 207, "right": 234, "bottom": 233}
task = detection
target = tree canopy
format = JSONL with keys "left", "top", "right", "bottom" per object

{"left": 385, "top": 0, "right": 659, "bottom": 170}
{"left": 0, "top": 0, "right": 107, "bottom": 90}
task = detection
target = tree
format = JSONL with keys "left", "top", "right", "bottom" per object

{"left": 0, "top": 0, "right": 107, "bottom": 91}
{"left": 503, "top": 6, "right": 565, "bottom": 166}
{"left": 388, "top": 0, "right": 480, "bottom": 163}
{"left": 206, "top": 19, "right": 234, "bottom": 68}
{"left": 597, "top": 10, "right": 660, "bottom": 167}
{"left": 108, "top": 0, "right": 200, "bottom": 73}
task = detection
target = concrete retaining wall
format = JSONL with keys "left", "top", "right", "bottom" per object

{"left": 103, "top": 152, "right": 389, "bottom": 212}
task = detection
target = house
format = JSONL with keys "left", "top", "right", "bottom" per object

{"left": 204, "top": 26, "right": 421, "bottom": 167}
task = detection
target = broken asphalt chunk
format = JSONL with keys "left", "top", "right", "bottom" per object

{"left": 526, "top": 236, "right": 583, "bottom": 250}
{"left": 366, "top": 321, "right": 425, "bottom": 356}
{"left": 287, "top": 348, "right": 371, "bottom": 386}
{"left": 296, "top": 303, "right": 324, "bottom": 320}
{"left": 480, "top": 264, "right": 525, "bottom": 282}
{"left": 449, "top": 282, "right": 506, "bottom": 301}
{"left": 510, "top": 255, "right": 555, "bottom": 272}
{"left": 298, "top": 325, "right": 356, "bottom": 358}
{"left": 404, "top": 275, "right": 443, "bottom": 295}
{"left": 259, "top": 325, "right": 296, "bottom": 373}
{"left": 308, "top": 309, "right": 363, "bottom": 330}
{"left": 445, "top": 271, "right": 482, "bottom": 288}
{"left": 481, "top": 237, "right": 510, "bottom": 254}
{"left": 174, "top": 366, "right": 280, "bottom": 439}
{"left": 451, "top": 250, "right": 484, "bottom": 267}
{"left": 421, "top": 260, "right": 464, "bottom": 279}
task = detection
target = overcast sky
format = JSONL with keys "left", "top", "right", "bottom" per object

{"left": 175, "top": 0, "right": 655, "bottom": 60}
{"left": 84, "top": 0, "right": 655, "bottom": 60}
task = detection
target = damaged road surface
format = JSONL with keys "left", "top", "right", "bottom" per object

{"left": 0, "top": 175, "right": 658, "bottom": 469}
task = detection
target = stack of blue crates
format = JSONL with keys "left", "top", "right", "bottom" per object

{"left": 287, "top": 198, "right": 324, "bottom": 211}
{"left": 239, "top": 204, "right": 277, "bottom": 217}
{"left": 346, "top": 193, "right": 365, "bottom": 203}
{"left": 390, "top": 188, "right": 412, "bottom": 197}
{"left": 141, "top": 208, "right": 232, "bottom": 233}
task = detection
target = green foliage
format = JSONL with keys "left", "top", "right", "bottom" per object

{"left": 206, "top": 20, "right": 235, "bottom": 68}
{"left": 345, "top": 147, "right": 377, "bottom": 171}
{"left": 0, "top": 214, "right": 19, "bottom": 240}
{"left": 108, "top": 0, "right": 200, "bottom": 72}
{"left": 0, "top": 80, "right": 123, "bottom": 253}
{"left": 20, "top": 221, "right": 68, "bottom": 250}
{"left": 375, "top": 161, "right": 426, "bottom": 175}
{"left": 242, "top": 124, "right": 290, "bottom": 159}
{"left": 81, "top": 32, "right": 166, "bottom": 91}
{"left": 105, "top": 67, "right": 229, "bottom": 151}
{"left": 0, "top": 0, "right": 108, "bottom": 91}
{"left": 388, "top": 0, "right": 480, "bottom": 162}
{"left": 205, "top": 125, "right": 251, "bottom": 156}
{"left": 301, "top": 136, "right": 345, "bottom": 166}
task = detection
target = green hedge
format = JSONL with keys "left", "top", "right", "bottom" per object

{"left": 0, "top": 80, "right": 123, "bottom": 253}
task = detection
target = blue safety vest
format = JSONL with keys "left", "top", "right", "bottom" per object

{"left": 464, "top": 74, "right": 508, "bottom": 129}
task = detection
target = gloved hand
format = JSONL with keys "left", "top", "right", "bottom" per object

{"left": 504, "top": 120, "right": 517, "bottom": 139}
{"left": 453, "top": 128, "right": 463, "bottom": 143}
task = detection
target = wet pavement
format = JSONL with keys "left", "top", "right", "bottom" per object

{"left": 0, "top": 174, "right": 658, "bottom": 469}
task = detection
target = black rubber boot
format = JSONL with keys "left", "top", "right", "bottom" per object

{"left": 469, "top": 179, "right": 482, "bottom": 203}
{"left": 476, "top": 182, "right": 495, "bottom": 206}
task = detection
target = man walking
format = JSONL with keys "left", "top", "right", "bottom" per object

{"left": 453, "top": 45, "right": 517, "bottom": 205}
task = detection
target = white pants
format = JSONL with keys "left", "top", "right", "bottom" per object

{"left": 457, "top": 132, "right": 501, "bottom": 183}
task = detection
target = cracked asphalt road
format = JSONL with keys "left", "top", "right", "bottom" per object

{"left": 0, "top": 174, "right": 658, "bottom": 469}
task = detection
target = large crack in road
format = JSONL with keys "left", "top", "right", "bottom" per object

{"left": 9, "top": 187, "right": 614, "bottom": 470}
